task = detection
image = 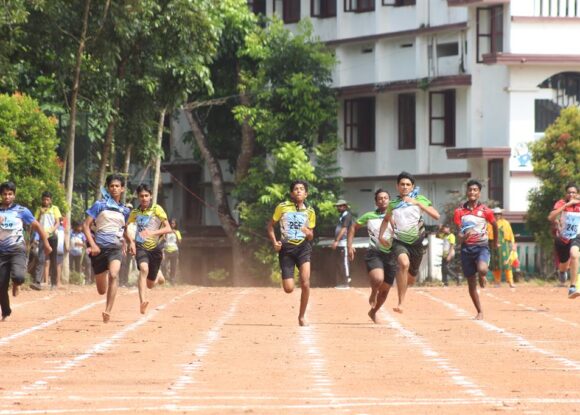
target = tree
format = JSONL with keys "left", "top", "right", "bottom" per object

{"left": 528, "top": 106, "right": 580, "bottom": 268}
{"left": 0, "top": 93, "right": 64, "bottom": 209}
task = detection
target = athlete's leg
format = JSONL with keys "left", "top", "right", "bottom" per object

{"left": 467, "top": 275, "right": 483, "bottom": 320}
{"left": 137, "top": 261, "right": 149, "bottom": 311}
{"left": 103, "top": 259, "right": 121, "bottom": 321}
{"left": 569, "top": 245, "right": 579, "bottom": 299}
{"left": 393, "top": 253, "right": 409, "bottom": 313}
{"left": 368, "top": 268, "right": 383, "bottom": 307}
{"left": 298, "top": 261, "right": 310, "bottom": 327}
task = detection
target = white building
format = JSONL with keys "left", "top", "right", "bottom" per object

{"left": 245, "top": 0, "right": 580, "bottom": 233}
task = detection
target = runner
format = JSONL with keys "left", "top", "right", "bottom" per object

{"left": 378, "top": 171, "right": 440, "bottom": 313}
{"left": 126, "top": 184, "right": 172, "bottom": 314}
{"left": 547, "top": 182, "right": 580, "bottom": 299}
{"left": 267, "top": 180, "right": 316, "bottom": 327}
{"left": 0, "top": 181, "right": 52, "bottom": 321}
{"left": 347, "top": 189, "right": 396, "bottom": 323}
{"left": 83, "top": 174, "right": 130, "bottom": 323}
{"left": 453, "top": 179, "right": 498, "bottom": 320}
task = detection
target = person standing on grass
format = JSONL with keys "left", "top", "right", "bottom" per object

{"left": 31, "top": 191, "right": 61, "bottom": 290}
{"left": 267, "top": 180, "right": 316, "bottom": 327}
{"left": 379, "top": 172, "right": 440, "bottom": 313}
{"left": 548, "top": 182, "right": 580, "bottom": 299}
{"left": 126, "top": 184, "right": 172, "bottom": 314}
{"left": 0, "top": 181, "right": 52, "bottom": 321}
{"left": 83, "top": 174, "right": 130, "bottom": 323}
{"left": 454, "top": 179, "right": 498, "bottom": 320}
{"left": 347, "top": 189, "right": 397, "bottom": 323}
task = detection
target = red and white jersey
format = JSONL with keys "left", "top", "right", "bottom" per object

{"left": 453, "top": 202, "right": 496, "bottom": 246}
{"left": 553, "top": 199, "right": 580, "bottom": 242}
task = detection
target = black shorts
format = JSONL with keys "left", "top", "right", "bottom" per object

{"left": 0, "top": 248, "right": 27, "bottom": 284}
{"left": 460, "top": 244, "right": 490, "bottom": 277}
{"left": 365, "top": 249, "right": 397, "bottom": 286}
{"left": 90, "top": 246, "right": 123, "bottom": 275}
{"left": 279, "top": 241, "right": 312, "bottom": 279}
{"left": 391, "top": 239, "right": 425, "bottom": 277}
{"left": 555, "top": 237, "right": 580, "bottom": 263}
{"left": 136, "top": 246, "right": 163, "bottom": 281}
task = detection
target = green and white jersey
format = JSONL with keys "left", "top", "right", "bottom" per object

{"left": 356, "top": 210, "right": 393, "bottom": 253}
{"left": 387, "top": 195, "right": 432, "bottom": 245}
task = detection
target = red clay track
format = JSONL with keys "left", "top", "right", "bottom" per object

{"left": 1, "top": 284, "right": 579, "bottom": 414}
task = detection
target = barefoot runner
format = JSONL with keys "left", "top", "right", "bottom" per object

{"left": 267, "top": 180, "right": 315, "bottom": 327}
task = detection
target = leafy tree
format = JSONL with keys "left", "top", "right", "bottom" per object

{"left": 0, "top": 93, "right": 64, "bottom": 209}
{"left": 528, "top": 106, "right": 580, "bottom": 257}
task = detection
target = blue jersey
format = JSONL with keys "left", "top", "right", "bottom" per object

{"left": 86, "top": 199, "right": 130, "bottom": 248}
{"left": 0, "top": 204, "right": 35, "bottom": 252}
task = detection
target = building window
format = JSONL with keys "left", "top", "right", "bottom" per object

{"left": 398, "top": 93, "right": 416, "bottom": 150}
{"left": 273, "top": 0, "right": 301, "bottom": 23}
{"left": 535, "top": 99, "right": 561, "bottom": 133}
{"left": 344, "top": 97, "right": 375, "bottom": 151}
{"left": 248, "top": 0, "right": 266, "bottom": 14}
{"left": 344, "top": 0, "right": 375, "bottom": 13}
{"left": 382, "top": 0, "right": 415, "bottom": 6}
{"left": 429, "top": 90, "right": 455, "bottom": 147}
{"left": 488, "top": 159, "right": 504, "bottom": 206}
{"left": 312, "top": 0, "right": 336, "bottom": 17}
{"left": 476, "top": 6, "right": 503, "bottom": 63}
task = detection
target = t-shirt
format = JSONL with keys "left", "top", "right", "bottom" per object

{"left": 35, "top": 205, "right": 61, "bottom": 237}
{"left": 334, "top": 210, "right": 353, "bottom": 247}
{"left": 86, "top": 199, "right": 130, "bottom": 248}
{"left": 70, "top": 231, "right": 86, "bottom": 257}
{"left": 0, "top": 204, "right": 35, "bottom": 252}
{"left": 164, "top": 230, "right": 182, "bottom": 253}
{"left": 387, "top": 194, "right": 432, "bottom": 245}
{"left": 356, "top": 210, "right": 393, "bottom": 253}
{"left": 453, "top": 202, "right": 496, "bottom": 246}
{"left": 272, "top": 201, "right": 316, "bottom": 245}
{"left": 127, "top": 204, "right": 168, "bottom": 251}
{"left": 437, "top": 233, "right": 456, "bottom": 256}
{"left": 553, "top": 199, "right": 580, "bottom": 242}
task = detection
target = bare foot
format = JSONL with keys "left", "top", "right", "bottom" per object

{"left": 102, "top": 311, "right": 111, "bottom": 323}
{"left": 12, "top": 283, "right": 19, "bottom": 297}
{"left": 475, "top": 312, "right": 483, "bottom": 320}
{"left": 1, "top": 315, "right": 7, "bottom": 322}
{"left": 393, "top": 306, "right": 403, "bottom": 314}
{"left": 369, "top": 288, "right": 378, "bottom": 307}
{"left": 479, "top": 275, "right": 487, "bottom": 288}
{"left": 140, "top": 301, "right": 149, "bottom": 314}
{"left": 368, "top": 309, "right": 378, "bottom": 323}
{"left": 509, "top": 283, "right": 515, "bottom": 289}
{"left": 298, "top": 316, "right": 308, "bottom": 327}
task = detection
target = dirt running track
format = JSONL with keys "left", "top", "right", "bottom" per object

{"left": 1, "top": 284, "right": 579, "bottom": 415}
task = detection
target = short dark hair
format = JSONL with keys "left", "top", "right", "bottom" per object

{"left": 565, "top": 182, "right": 578, "bottom": 193}
{"left": 466, "top": 179, "right": 482, "bottom": 190}
{"left": 0, "top": 181, "right": 16, "bottom": 194}
{"left": 136, "top": 184, "right": 152, "bottom": 195}
{"left": 41, "top": 191, "right": 52, "bottom": 199}
{"left": 106, "top": 173, "right": 125, "bottom": 187}
{"left": 374, "top": 188, "right": 390, "bottom": 200}
{"left": 397, "top": 171, "right": 415, "bottom": 185}
{"left": 289, "top": 180, "right": 309, "bottom": 193}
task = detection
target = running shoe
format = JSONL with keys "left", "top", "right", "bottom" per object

{"left": 30, "top": 283, "right": 42, "bottom": 291}
{"left": 569, "top": 286, "right": 580, "bottom": 299}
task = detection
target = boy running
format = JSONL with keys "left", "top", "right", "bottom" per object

{"left": 126, "top": 184, "right": 172, "bottom": 314}
{"left": 267, "top": 180, "right": 316, "bottom": 327}
{"left": 83, "top": 174, "right": 130, "bottom": 323}
{"left": 548, "top": 182, "right": 580, "bottom": 298}
{"left": 0, "top": 181, "right": 52, "bottom": 321}
{"left": 454, "top": 179, "right": 498, "bottom": 320}
{"left": 379, "top": 172, "right": 440, "bottom": 313}
{"left": 347, "top": 189, "right": 396, "bottom": 323}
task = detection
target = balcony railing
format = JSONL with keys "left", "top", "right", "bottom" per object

{"left": 535, "top": 0, "right": 580, "bottom": 17}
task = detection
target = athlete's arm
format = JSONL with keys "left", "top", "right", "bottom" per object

{"left": 267, "top": 219, "right": 282, "bottom": 252}
{"left": 83, "top": 216, "right": 100, "bottom": 256}
{"left": 347, "top": 223, "right": 361, "bottom": 261}
{"left": 30, "top": 220, "right": 52, "bottom": 256}
{"left": 378, "top": 213, "right": 391, "bottom": 246}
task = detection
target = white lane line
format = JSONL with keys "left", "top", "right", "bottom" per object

{"left": 3, "top": 397, "right": 580, "bottom": 414}
{"left": 356, "top": 290, "right": 486, "bottom": 398}
{"left": 0, "top": 300, "right": 104, "bottom": 347}
{"left": 165, "top": 289, "right": 250, "bottom": 397}
{"left": 299, "top": 321, "right": 335, "bottom": 398}
{"left": 485, "top": 291, "right": 580, "bottom": 329}
{"left": 420, "top": 291, "right": 580, "bottom": 371}
{"left": 1, "top": 289, "right": 199, "bottom": 400}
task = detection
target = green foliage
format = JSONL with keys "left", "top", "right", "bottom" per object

{"left": 0, "top": 93, "right": 65, "bottom": 210}
{"left": 528, "top": 106, "right": 580, "bottom": 250}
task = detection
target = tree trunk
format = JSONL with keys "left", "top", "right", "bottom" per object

{"left": 121, "top": 143, "right": 132, "bottom": 204}
{"left": 152, "top": 107, "right": 166, "bottom": 204}
{"left": 64, "top": 0, "right": 92, "bottom": 284}
{"left": 184, "top": 109, "right": 249, "bottom": 285}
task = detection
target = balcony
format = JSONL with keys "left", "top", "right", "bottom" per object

{"left": 447, "top": 0, "right": 509, "bottom": 6}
